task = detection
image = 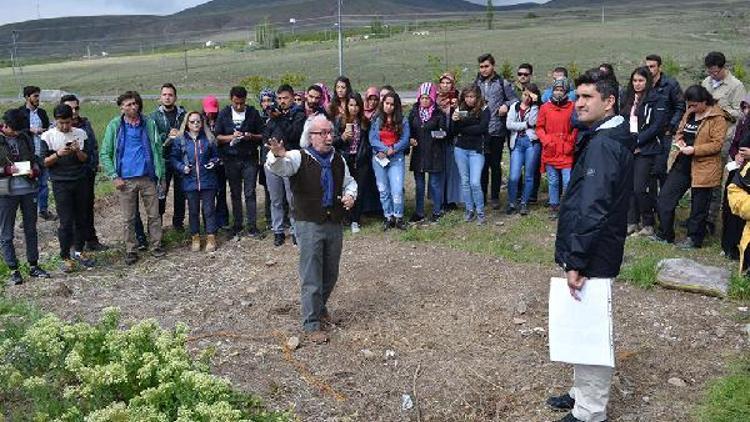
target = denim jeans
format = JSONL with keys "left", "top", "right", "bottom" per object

{"left": 186, "top": 189, "right": 217, "bottom": 235}
{"left": 509, "top": 137, "right": 541, "bottom": 206}
{"left": 265, "top": 167, "right": 295, "bottom": 235}
{"left": 454, "top": 147, "right": 485, "bottom": 217}
{"left": 413, "top": 171, "right": 445, "bottom": 216}
{"left": 372, "top": 155, "right": 405, "bottom": 218}
{"left": 546, "top": 165, "right": 571, "bottom": 207}
{"left": 37, "top": 165, "right": 50, "bottom": 212}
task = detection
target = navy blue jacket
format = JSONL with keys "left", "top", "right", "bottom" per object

{"left": 170, "top": 132, "right": 219, "bottom": 192}
{"left": 621, "top": 89, "right": 668, "bottom": 156}
{"left": 555, "top": 115, "right": 635, "bottom": 278}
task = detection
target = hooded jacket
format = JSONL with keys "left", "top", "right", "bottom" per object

{"left": 555, "top": 115, "right": 635, "bottom": 278}
{"left": 621, "top": 89, "right": 668, "bottom": 156}
{"left": 474, "top": 72, "right": 518, "bottom": 136}
{"left": 537, "top": 100, "right": 577, "bottom": 170}
{"left": 675, "top": 105, "right": 727, "bottom": 188}
{"left": 170, "top": 131, "right": 219, "bottom": 192}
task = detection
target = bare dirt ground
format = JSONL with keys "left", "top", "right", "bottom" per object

{"left": 7, "top": 192, "right": 750, "bottom": 422}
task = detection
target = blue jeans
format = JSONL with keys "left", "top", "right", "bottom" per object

{"left": 509, "top": 137, "right": 541, "bottom": 206}
{"left": 413, "top": 171, "right": 445, "bottom": 216}
{"left": 372, "top": 155, "right": 405, "bottom": 218}
{"left": 546, "top": 165, "right": 571, "bottom": 207}
{"left": 454, "top": 147, "right": 485, "bottom": 217}
{"left": 37, "top": 165, "right": 49, "bottom": 212}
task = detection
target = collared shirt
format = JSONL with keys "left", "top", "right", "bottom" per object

{"left": 702, "top": 71, "right": 747, "bottom": 122}
{"left": 28, "top": 107, "right": 42, "bottom": 156}
{"left": 120, "top": 119, "right": 148, "bottom": 179}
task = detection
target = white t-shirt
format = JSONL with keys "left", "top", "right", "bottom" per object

{"left": 41, "top": 127, "right": 87, "bottom": 151}
{"left": 231, "top": 108, "right": 246, "bottom": 130}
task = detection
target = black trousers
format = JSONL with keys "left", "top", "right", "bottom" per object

{"left": 159, "top": 164, "right": 186, "bottom": 228}
{"left": 629, "top": 154, "right": 659, "bottom": 227}
{"left": 224, "top": 158, "right": 258, "bottom": 232}
{"left": 83, "top": 171, "right": 99, "bottom": 243}
{"left": 721, "top": 170, "right": 745, "bottom": 260}
{"left": 656, "top": 156, "right": 712, "bottom": 245}
{"left": 215, "top": 163, "right": 229, "bottom": 227}
{"left": 52, "top": 179, "right": 89, "bottom": 258}
{"left": 481, "top": 134, "right": 504, "bottom": 203}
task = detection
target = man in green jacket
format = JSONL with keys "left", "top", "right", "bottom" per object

{"left": 100, "top": 91, "right": 166, "bottom": 265}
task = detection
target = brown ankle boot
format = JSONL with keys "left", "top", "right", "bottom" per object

{"left": 205, "top": 234, "right": 217, "bottom": 252}
{"left": 191, "top": 235, "right": 201, "bottom": 252}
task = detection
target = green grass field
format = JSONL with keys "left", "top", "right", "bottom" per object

{"left": 0, "top": 2, "right": 747, "bottom": 99}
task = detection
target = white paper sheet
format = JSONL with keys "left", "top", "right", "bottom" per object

{"left": 374, "top": 156, "right": 390, "bottom": 168}
{"left": 726, "top": 160, "right": 740, "bottom": 172}
{"left": 548, "top": 277, "right": 614, "bottom": 368}
{"left": 13, "top": 161, "right": 31, "bottom": 176}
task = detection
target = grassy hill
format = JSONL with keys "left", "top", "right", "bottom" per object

{"left": 0, "top": 0, "right": 538, "bottom": 60}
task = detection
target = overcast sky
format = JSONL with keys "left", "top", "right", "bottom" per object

{"left": 0, "top": 0, "right": 545, "bottom": 26}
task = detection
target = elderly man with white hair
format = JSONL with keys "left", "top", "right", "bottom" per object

{"left": 265, "top": 114, "right": 357, "bottom": 344}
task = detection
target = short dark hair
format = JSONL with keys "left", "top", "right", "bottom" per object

{"left": 307, "top": 85, "right": 323, "bottom": 95}
{"left": 229, "top": 86, "right": 247, "bottom": 99}
{"left": 277, "top": 84, "right": 294, "bottom": 95}
{"left": 23, "top": 86, "right": 40, "bottom": 98}
{"left": 645, "top": 54, "right": 662, "bottom": 66}
{"left": 704, "top": 51, "right": 726, "bottom": 68}
{"left": 59, "top": 94, "right": 79, "bottom": 105}
{"left": 478, "top": 53, "right": 495, "bottom": 66}
{"left": 160, "top": 83, "right": 177, "bottom": 95}
{"left": 380, "top": 85, "right": 395, "bottom": 95}
{"left": 518, "top": 63, "right": 533, "bottom": 75}
{"left": 2, "top": 108, "right": 29, "bottom": 131}
{"left": 553, "top": 67, "right": 569, "bottom": 77}
{"left": 684, "top": 84, "right": 717, "bottom": 105}
{"left": 524, "top": 83, "right": 542, "bottom": 106}
{"left": 574, "top": 68, "right": 619, "bottom": 102}
{"left": 53, "top": 104, "right": 73, "bottom": 120}
{"left": 116, "top": 90, "right": 143, "bottom": 112}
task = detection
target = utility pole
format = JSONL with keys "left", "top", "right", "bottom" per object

{"left": 86, "top": 44, "right": 91, "bottom": 60}
{"left": 601, "top": 0, "right": 605, "bottom": 24}
{"left": 183, "top": 39, "right": 189, "bottom": 79}
{"left": 337, "top": 0, "right": 344, "bottom": 76}
{"left": 10, "top": 30, "right": 22, "bottom": 96}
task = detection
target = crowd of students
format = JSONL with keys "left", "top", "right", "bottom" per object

{"left": 2, "top": 49, "right": 749, "bottom": 286}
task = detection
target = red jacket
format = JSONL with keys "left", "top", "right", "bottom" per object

{"left": 537, "top": 101, "right": 577, "bottom": 170}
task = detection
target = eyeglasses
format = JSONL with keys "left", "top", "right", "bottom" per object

{"left": 188, "top": 120, "right": 202, "bottom": 125}
{"left": 517, "top": 72, "right": 530, "bottom": 77}
{"left": 309, "top": 130, "right": 333, "bottom": 136}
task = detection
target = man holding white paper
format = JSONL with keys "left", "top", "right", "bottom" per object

{"left": 548, "top": 69, "right": 635, "bottom": 422}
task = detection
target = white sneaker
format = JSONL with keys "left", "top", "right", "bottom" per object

{"left": 351, "top": 222, "right": 360, "bottom": 234}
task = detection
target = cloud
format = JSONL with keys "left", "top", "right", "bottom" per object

{"left": 0, "top": 0, "right": 205, "bottom": 25}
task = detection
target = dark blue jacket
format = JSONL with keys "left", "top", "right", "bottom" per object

{"left": 75, "top": 118, "right": 99, "bottom": 174}
{"left": 170, "top": 131, "right": 219, "bottom": 192}
{"left": 621, "top": 89, "right": 668, "bottom": 156}
{"left": 555, "top": 115, "right": 635, "bottom": 278}
{"left": 653, "top": 74, "right": 685, "bottom": 133}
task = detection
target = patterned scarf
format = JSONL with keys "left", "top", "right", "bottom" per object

{"left": 417, "top": 82, "right": 437, "bottom": 123}
{"left": 305, "top": 146, "right": 334, "bottom": 207}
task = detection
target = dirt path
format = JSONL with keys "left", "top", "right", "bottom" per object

{"left": 7, "top": 193, "right": 749, "bottom": 421}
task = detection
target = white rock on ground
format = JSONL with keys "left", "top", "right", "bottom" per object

{"left": 656, "top": 258, "right": 729, "bottom": 297}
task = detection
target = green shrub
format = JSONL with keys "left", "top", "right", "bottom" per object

{"left": 733, "top": 61, "right": 748, "bottom": 83}
{"left": 0, "top": 304, "right": 290, "bottom": 421}
{"left": 619, "top": 256, "right": 658, "bottom": 289}
{"left": 729, "top": 271, "right": 750, "bottom": 301}
{"left": 662, "top": 56, "right": 681, "bottom": 78}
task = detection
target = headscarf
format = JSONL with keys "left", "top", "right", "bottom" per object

{"left": 315, "top": 82, "right": 333, "bottom": 111}
{"left": 550, "top": 78, "right": 570, "bottom": 105}
{"left": 258, "top": 88, "right": 277, "bottom": 116}
{"left": 437, "top": 73, "right": 457, "bottom": 109}
{"left": 417, "top": 82, "right": 437, "bottom": 123}
{"left": 364, "top": 86, "right": 379, "bottom": 120}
